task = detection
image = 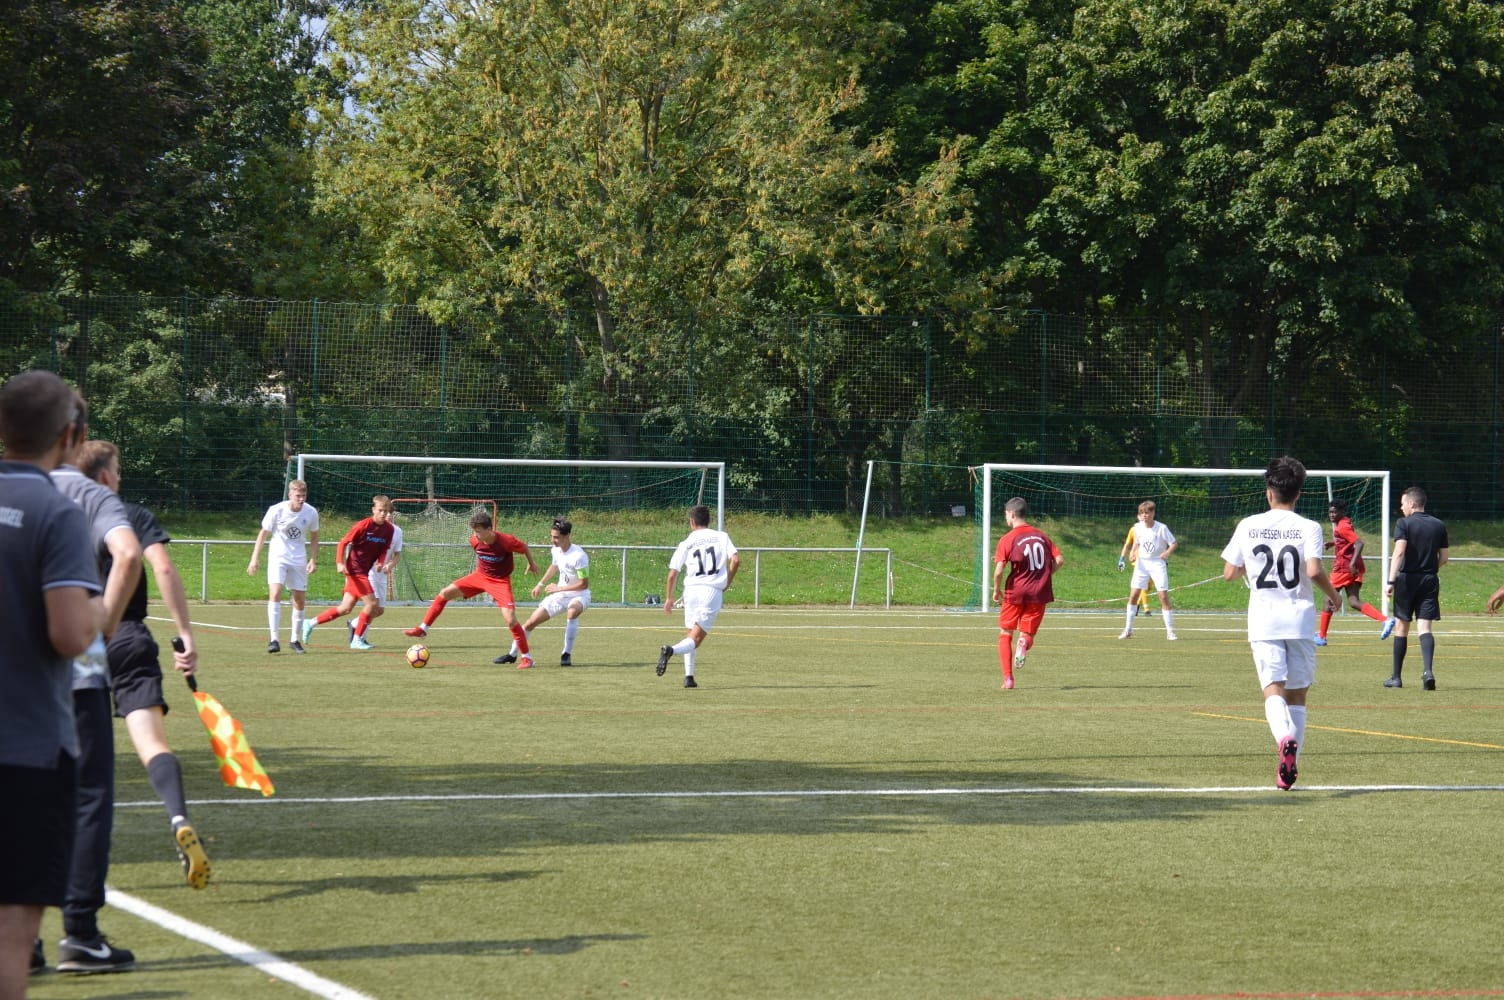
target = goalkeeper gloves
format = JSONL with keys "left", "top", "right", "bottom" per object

{"left": 1117, "top": 557, "right": 1126, "bottom": 571}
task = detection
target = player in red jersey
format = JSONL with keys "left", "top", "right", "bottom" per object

{"left": 1315, "top": 500, "right": 1386, "bottom": 645}
{"left": 992, "top": 497, "right": 1064, "bottom": 690}
{"left": 301, "top": 496, "right": 395, "bottom": 649}
{"left": 405, "top": 509, "right": 539, "bottom": 665}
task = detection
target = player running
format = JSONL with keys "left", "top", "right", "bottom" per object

{"left": 301, "top": 496, "right": 395, "bottom": 649}
{"left": 1315, "top": 500, "right": 1387, "bottom": 645}
{"left": 992, "top": 497, "right": 1064, "bottom": 690}
{"left": 405, "top": 509, "right": 539, "bottom": 664}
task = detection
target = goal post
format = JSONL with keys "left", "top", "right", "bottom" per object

{"left": 973, "top": 463, "right": 1392, "bottom": 613}
{"left": 290, "top": 455, "right": 726, "bottom": 604}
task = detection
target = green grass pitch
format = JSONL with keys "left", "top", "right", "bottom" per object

{"left": 33, "top": 604, "right": 1504, "bottom": 999}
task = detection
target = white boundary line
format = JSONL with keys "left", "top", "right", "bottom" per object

{"left": 104, "top": 888, "right": 376, "bottom": 999}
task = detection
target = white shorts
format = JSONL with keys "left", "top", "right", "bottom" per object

{"left": 680, "top": 586, "right": 725, "bottom": 632}
{"left": 371, "top": 570, "right": 391, "bottom": 604}
{"left": 538, "top": 589, "right": 590, "bottom": 617}
{"left": 1250, "top": 639, "right": 1316, "bottom": 691}
{"left": 269, "top": 560, "right": 309, "bottom": 593}
{"left": 1130, "top": 559, "right": 1170, "bottom": 593}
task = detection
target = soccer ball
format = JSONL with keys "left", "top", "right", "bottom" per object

{"left": 405, "top": 643, "right": 430, "bottom": 669}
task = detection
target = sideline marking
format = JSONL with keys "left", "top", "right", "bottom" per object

{"left": 105, "top": 888, "right": 376, "bottom": 1000}
{"left": 1195, "top": 711, "right": 1504, "bottom": 751}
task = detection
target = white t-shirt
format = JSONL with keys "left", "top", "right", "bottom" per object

{"left": 261, "top": 500, "right": 320, "bottom": 566}
{"left": 552, "top": 542, "right": 590, "bottom": 589}
{"left": 1129, "top": 520, "right": 1176, "bottom": 563}
{"left": 1220, "top": 508, "right": 1325, "bottom": 640}
{"left": 669, "top": 527, "right": 738, "bottom": 591}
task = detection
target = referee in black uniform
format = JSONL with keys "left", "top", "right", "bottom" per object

{"left": 1383, "top": 486, "right": 1450, "bottom": 690}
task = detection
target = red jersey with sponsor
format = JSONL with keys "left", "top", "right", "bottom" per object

{"left": 340, "top": 517, "right": 394, "bottom": 575}
{"left": 995, "top": 525, "right": 1061, "bottom": 605}
{"left": 1331, "top": 516, "right": 1365, "bottom": 577}
{"left": 472, "top": 531, "right": 528, "bottom": 580}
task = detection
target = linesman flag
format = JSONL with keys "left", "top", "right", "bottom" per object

{"left": 175, "top": 639, "right": 275, "bottom": 796}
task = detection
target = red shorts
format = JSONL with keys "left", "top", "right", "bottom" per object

{"left": 342, "top": 573, "right": 375, "bottom": 599}
{"left": 453, "top": 571, "right": 516, "bottom": 609}
{"left": 1330, "top": 568, "right": 1363, "bottom": 590}
{"left": 998, "top": 602, "right": 1047, "bottom": 635}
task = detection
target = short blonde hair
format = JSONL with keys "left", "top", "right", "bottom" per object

{"left": 288, "top": 479, "right": 308, "bottom": 494}
{"left": 1138, "top": 500, "right": 1156, "bottom": 515}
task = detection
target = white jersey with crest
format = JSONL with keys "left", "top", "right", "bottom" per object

{"left": 262, "top": 500, "right": 320, "bottom": 566}
{"left": 1128, "top": 520, "right": 1176, "bottom": 564}
{"left": 669, "top": 527, "right": 738, "bottom": 591}
{"left": 552, "top": 542, "right": 590, "bottom": 589}
{"left": 1220, "top": 508, "right": 1325, "bottom": 640}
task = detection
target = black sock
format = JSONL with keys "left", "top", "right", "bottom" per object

{"left": 1392, "top": 636, "right": 1408, "bottom": 678}
{"left": 147, "top": 752, "right": 189, "bottom": 823}
{"left": 1419, "top": 632, "right": 1436, "bottom": 674}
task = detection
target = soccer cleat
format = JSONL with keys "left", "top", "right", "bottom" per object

{"left": 1422, "top": 672, "right": 1436, "bottom": 691}
{"left": 684, "top": 675, "right": 698, "bottom": 688}
{"left": 1380, "top": 618, "right": 1396, "bottom": 640}
{"left": 289, "top": 640, "right": 305, "bottom": 654}
{"left": 560, "top": 652, "right": 572, "bottom": 667}
{"left": 1166, "top": 630, "right": 1179, "bottom": 641}
{"left": 1383, "top": 676, "right": 1403, "bottom": 688}
{"left": 267, "top": 639, "right": 280, "bottom": 654}
{"left": 300, "top": 619, "right": 316, "bottom": 644}
{"left": 348, "top": 620, "right": 355, "bottom": 641}
{"left": 1002, "top": 674, "right": 1015, "bottom": 690}
{"left": 30, "top": 938, "right": 45, "bottom": 975}
{"left": 1117, "top": 629, "right": 1133, "bottom": 640}
{"left": 403, "top": 625, "right": 427, "bottom": 637}
{"left": 493, "top": 653, "right": 518, "bottom": 664}
{"left": 517, "top": 655, "right": 533, "bottom": 670}
{"left": 174, "top": 821, "right": 211, "bottom": 890}
{"left": 350, "top": 636, "right": 373, "bottom": 650}
{"left": 1276, "top": 737, "right": 1299, "bottom": 791}
{"left": 56, "top": 935, "right": 135, "bottom": 974}
{"left": 656, "top": 644, "right": 672, "bottom": 676}
{"left": 1313, "top": 636, "right": 1328, "bottom": 646}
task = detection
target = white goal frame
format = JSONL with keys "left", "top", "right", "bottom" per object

{"left": 975, "top": 463, "right": 1392, "bottom": 613}
{"left": 293, "top": 454, "right": 727, "bottom": 528}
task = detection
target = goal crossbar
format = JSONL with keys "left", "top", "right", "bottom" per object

{"left": 975, "top": 463, "right": 1392, "bottom": 613}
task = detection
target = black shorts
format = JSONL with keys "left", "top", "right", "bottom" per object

{"left": 1393, "top": 573, "right": 1441, "bottom": 622}
{"left": 108, "top": 619, "right": 170, "bottom": 718}
{"left": 0, "top": 753, "right": 77, "bottom": 905}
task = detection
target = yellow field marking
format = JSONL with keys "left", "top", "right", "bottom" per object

{"left": 1193, "top": 711, "right": 1504, "bottom": 750}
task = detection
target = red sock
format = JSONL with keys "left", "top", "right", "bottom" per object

{"left": 1359, "top": 603, "right": 1386, "bottom": 622}
{"left": 422, "top": 598, "right": 448, "bottom": 628}
{"left": 511, "top": 623, "right": 529, "bottom": 654}
{"left": 998, "top": 631, "right": 1013, "bottom": 675}
{"left": 1318, "top": 610, "right": 1332, "bottom": 638}
{"left": 354, "top": 613, "right": 370, "bottom": 638}
{"left": 316, "top": 608, "right": 338, "bottom": 625}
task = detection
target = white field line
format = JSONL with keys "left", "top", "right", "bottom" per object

{"left": 103, "top": 887, "right": 377, "bottom": 1000}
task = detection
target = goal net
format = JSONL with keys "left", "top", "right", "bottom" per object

{"left": 971, "top": 463, "right": 1392, "bottom": 612}
{"left": 290, "top": 455, "right": 726, "bottom": 604}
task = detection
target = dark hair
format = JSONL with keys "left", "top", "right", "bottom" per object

{"left": 689, "top": 504, "right": 711, "bottom": 528}
{"left": 1328, "top": 500, "right": 1347, "bottom": 516}
{"left": 0, "top": 371, "right": 81, "bottom": 455}
{"left": 469, "top": 509, "right": 494, "bottom": 530}
{"left": 76, "top": 440, "right": 119, "bottom": 480}
{"left": 1402, "top": 486, "right": 1427, "bottom": 508}
{"left": 1005, "top": 496, "right": 1028, "bottom": 516}
{"left": 1264, "top": 456, "right": 1307, "bottom": 504}
{"left": 552, "top": 518, "right": 572, "bottom": 535}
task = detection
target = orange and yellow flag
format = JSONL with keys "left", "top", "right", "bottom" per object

{"left": 189, "top": 678, "right": 275, "bottom": 797}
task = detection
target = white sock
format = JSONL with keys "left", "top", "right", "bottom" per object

{"left": 1125, "top": 605, "right": 1136, "bottom": 630}
{"left": 563, "top": 618, "right": 579, "bottom": 653}
{"left": 1264, "top": 694, "right": 1294, "bottom": 744}
{"left": 268, "top": 601, "right": 281, "bottom": 640}
{"left": 684, "top": 649, "right": 696, "bottom": 677}
{"left": 507, "top": 640, "right": 519, "bottom": 656}
{"left": 672, "top": 638, "right": 696, "bottom": 656}
{"left": 1289, "top": 705, "right": 1307, "bottom": 757}
{"left": 1163, "top": 608, "right": 1175, "bottom": 630}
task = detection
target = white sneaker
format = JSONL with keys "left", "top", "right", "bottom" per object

{"left": 1166, "top": 630, "right": 1179, "bottom": 641}
{"left": 1117, "top": 629, "right": 1133, "bottom": 639}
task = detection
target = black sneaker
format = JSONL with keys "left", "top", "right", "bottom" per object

{"left": 559, "top": 652, "right": 571, "bottom": 667}
{"left": 30, "top": 938, "right": 44, "bottom": 975}
{"left": 1383, "top": 676, "right": 1403, "bottom": 688}
{"left": 289, "top": 640, "right": 305, "bottom": 654}
{"left": 656, "top": 645, "right": 672, "bottom": 676}
{"left": 56, "top": 935, "right": 135, "bottom": 974}
{"left": 267, "top": 639, "right": 280, "bottom": 654}
{"left": 493, "top": 653, "right": 518, "bottom": 665}
{"left": 1422, "top": 673, "right": 1437, "bottom": 691}
{"left": 684, "top": 675, "right": 698, "bottom": 688}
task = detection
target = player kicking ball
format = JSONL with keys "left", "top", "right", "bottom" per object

{"left": 406, "top": 510, "right": 538, "bottom": 665}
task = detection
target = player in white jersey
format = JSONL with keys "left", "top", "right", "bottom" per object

{"left": 1220, "top": 456, "right": 1341, "bottom": 791}
{"left": 1117, "top": 500, "right": 1179, "bottom": 640}
{"left": 495, "top": 518, "right": 591, "bottom": 667}
{"left": 656, "top": 505, "right": 739, "bottom": 688}
{"left": 247, "top": 480, "right": 319, "bottom": 653}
